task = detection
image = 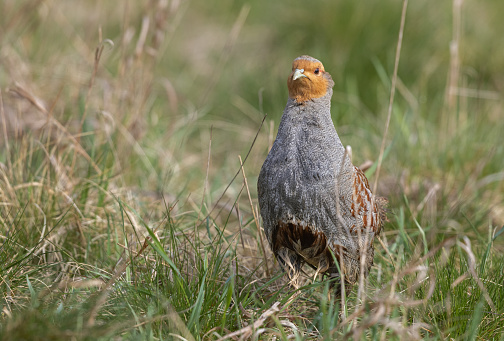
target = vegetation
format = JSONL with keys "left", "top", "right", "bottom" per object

{"left": 1, "top": 0, "right": 503, "bottom": 339}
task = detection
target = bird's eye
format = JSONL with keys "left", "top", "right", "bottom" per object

{"left": 314, "top": 68, "right": 320, "bottom": 75}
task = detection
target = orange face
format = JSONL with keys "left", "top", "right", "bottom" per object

{"left": 287, "top": 57, "right": 330, "bottom": 103}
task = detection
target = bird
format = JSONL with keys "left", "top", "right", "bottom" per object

{"left": 257, "top": 55, "right": 387, "bottom": 293}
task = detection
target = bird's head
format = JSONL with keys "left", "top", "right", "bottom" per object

{"left": 287, "top": 55, "right": 334, "bottom": 104}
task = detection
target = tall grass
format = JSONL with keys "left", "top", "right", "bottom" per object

{"left": 1, "top": 0, "right": 503, "bottom": 340}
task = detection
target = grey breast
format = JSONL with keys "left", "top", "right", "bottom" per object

{"left": 258, "top": 95, "right": 356, "bottom": 246}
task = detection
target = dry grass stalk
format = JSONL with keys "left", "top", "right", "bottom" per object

{"left": 458, "top": 237, "right": 496, "bottom": 312}
{"left": 372, "top": 0, "right": 408, "bottom": 196}
{"left": 217, "top": 301, "right": 280, "bottom": 341}
{"left": 198, "top": 115, "right": 266, "bottom": 227}
{"left": 239, "top": 155, "right": 270, "bottom": 276}
{"left": 0, "top": 90, "right": 12, "bottom": 173}
{"left": 199, "top": 126, "right": 212, "bottom": 222}
{"left": 446, "top": 0, "right": 463, "bottom": 111}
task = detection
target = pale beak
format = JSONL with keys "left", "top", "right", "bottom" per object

{"left": 292, "top": 68, "right": 307, "bottom": 81}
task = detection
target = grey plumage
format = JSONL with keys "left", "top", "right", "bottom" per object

{"left": 257, "top": 56, "right": 386, "bottom": 290}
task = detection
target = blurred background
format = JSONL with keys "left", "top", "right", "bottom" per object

{"left": 2, "top": 0, "right": 504, "bottom": 200}
{"left": 2, "top": 0, "right": 504, "bottom": 210}
{"left": 1, "top": 0, "right": 503, "bottom": 339}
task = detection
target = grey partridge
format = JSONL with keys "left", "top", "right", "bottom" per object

{"left": 257, "top": 55, "right": 387, "bottom": 292}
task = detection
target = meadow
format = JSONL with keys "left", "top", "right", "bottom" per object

{"left": 1, "top": 0, "right": 503, "bottom": 340}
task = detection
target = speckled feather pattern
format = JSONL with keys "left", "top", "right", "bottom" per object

{"left": 257, "top": 56, "right": 386, "bottom": 287}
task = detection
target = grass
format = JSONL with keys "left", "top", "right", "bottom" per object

{"left": 1, "top": 0, "right": 504, "bottom": 340}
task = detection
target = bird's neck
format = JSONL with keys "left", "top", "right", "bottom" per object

{"left": 283, "top": 90, "right": 334, "bottom": 126}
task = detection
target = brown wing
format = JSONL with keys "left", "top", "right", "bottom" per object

{"left": 351, "top": 166, "right": 387, "bottom": 235}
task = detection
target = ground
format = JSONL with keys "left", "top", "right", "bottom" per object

{"left": 0, "top": 0, "right": 503, "bottom": 340}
